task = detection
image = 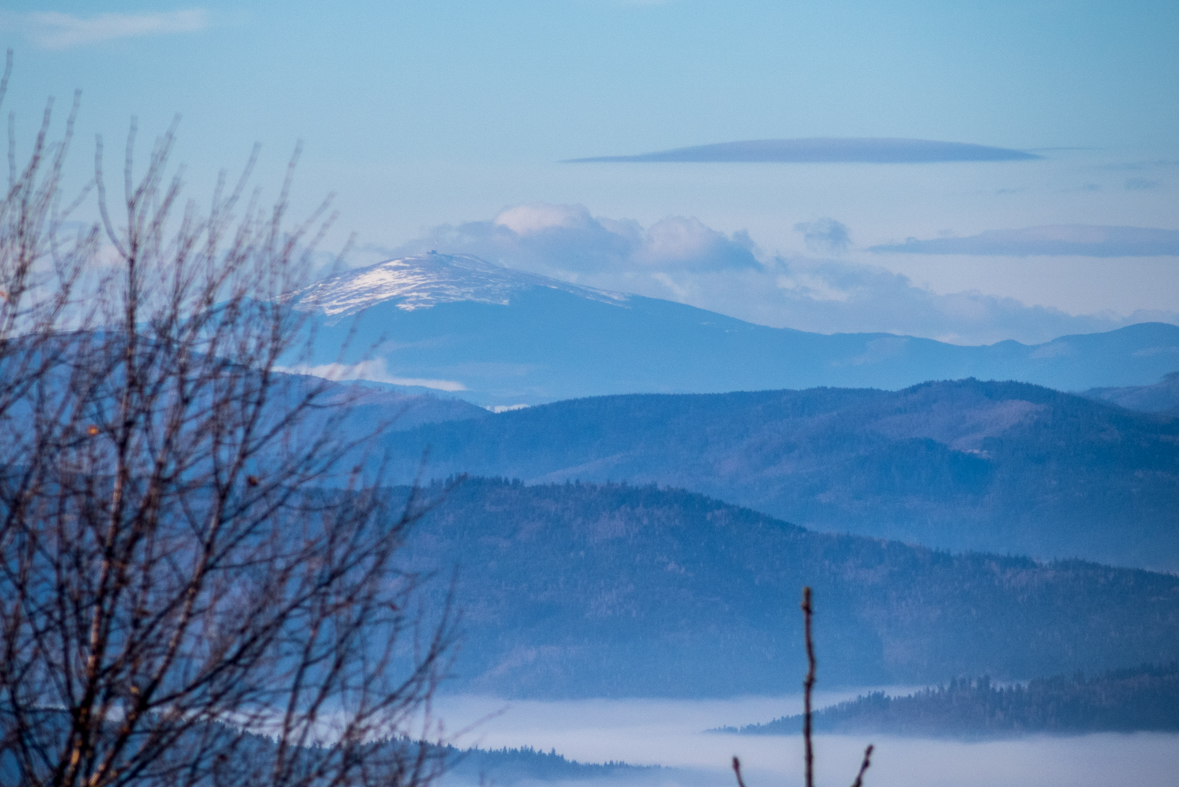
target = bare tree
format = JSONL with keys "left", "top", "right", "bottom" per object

{"left": 0, "top": 55, "right": 455, "bottom": 787}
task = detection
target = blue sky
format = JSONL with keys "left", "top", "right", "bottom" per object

{"left": 2, "top": 1, "right": 1177, "bottom": 344}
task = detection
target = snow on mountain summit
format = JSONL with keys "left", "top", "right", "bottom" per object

{"left": 290, "top": 253, "right": 628, "bottom": 318}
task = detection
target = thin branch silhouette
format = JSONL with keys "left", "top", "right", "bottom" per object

{"left": 802, "top": 587, "right": 816, "bottom": 787}
{"left": 731, "top": 587, "right": 874, "bottom": 787}
{"left": 850, "top": 745, "right": 873, "bottom": 787}
{"left": 732, "top": 756, "right": 747, "bottom": 787}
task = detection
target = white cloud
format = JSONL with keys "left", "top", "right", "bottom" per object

{"left": 397, "top": 202, "right": 760, "bottom": 276}
{"left": 495, "top": 204, "right": 590, "bottom": 236}
{"left": 14, "top": 10, "right": 209, "bottom": 50}
{"left": 637, "top": 216, "right": 758, "bottom": 270}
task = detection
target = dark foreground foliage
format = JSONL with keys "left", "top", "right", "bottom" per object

{"left": 729, "top": 663, "right": 1179, "bottom": 737}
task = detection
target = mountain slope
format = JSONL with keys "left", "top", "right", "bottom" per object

{"left": 399, "top": 479, "right": 1179, "bottom": 698}
{"left": 288, "top": 254, "right": 1179, "bottom": 406}
{"left": 378, "top": 379, "right": 1179, "bottom": 570}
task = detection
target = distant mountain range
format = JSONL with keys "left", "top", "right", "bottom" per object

{"left": 377, "top": 379, "right": 1179, "bottom": 571}
{"left": 289, "top": 254, "right": 1179, "bottom": 407}
{"left": 397, "top": 479, "right": 1179, "bottom": 698}
{"left": 726, "top": 663, "right": 1179, "bottom": 737}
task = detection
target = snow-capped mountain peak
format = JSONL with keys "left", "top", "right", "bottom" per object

{"left": 290, "top": 253, "right": 628, "bottom": 318}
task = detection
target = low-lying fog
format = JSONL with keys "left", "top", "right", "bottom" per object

{"left": 433, "top": 693, "right": 1178, "bottom": 787}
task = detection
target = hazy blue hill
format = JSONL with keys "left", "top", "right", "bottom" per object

{"left": 397, "top": 479, "right": 1179, "bottom": 698}
{"left": 1082, "top": 370, "right": 1179, "bottom": 414}
{"left": 292, "top": 254, "right": 1179, "bottom": 407}
{"left": 326, "top": 381, "right": 490, "bottom": 431}
{"left": 380, "top": 379, "right": 1179, "bottom": 570}
{"left": 729, "top": 664, "right": 1179, "bottom": 737}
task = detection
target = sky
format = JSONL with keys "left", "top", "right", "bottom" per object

{"left": 2, "top": 1, "right": 1177, "bottom": 345}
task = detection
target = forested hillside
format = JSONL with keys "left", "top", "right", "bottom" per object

{"left": 444, "top": 746, "right": 652, "bottom": 785}
{"left": 730, "top": 663, "right": 1179, "bottom": 737}
{"left": 396, "top": 479, "right": 1179, "bottom": 698}
{"left": 380, "top": 379, "right": 1179, "bottom": 570}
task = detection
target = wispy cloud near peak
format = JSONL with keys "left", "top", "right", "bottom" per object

{"left": 565, "top": 138, "right": 1042, "bottom": 164}
{"left": 13, "top": 9, "right": 208, "bottom": 50}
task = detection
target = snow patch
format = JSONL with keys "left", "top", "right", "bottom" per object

{"left": 487, "top": 404, "right": 530, "bottom": 413}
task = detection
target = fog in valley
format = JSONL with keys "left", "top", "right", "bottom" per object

{"left": 434, "top": 694, "right": 1178, "bottom": 787}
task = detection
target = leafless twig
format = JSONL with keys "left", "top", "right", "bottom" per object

{"left": 849, "top": 745, "right": 873, "bottom": 787}
{"left": 732, "top": 756, "right": 746, "bottom": 787}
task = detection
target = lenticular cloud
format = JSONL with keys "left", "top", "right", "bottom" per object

{"left": 564, "top": 138, "right": 1041, "bottom": 164}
